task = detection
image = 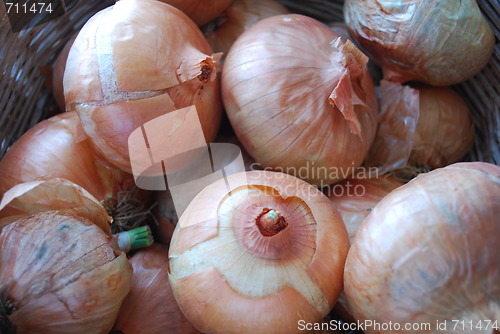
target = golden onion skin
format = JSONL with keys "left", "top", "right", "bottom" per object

{"left": 344, "top": 162, "right": 500, "bottom": 334}
{"left": 344, "top": 0, "right": 495, "bottom": 86}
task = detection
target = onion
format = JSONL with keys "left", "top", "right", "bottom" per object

{"left": 52, "top": 34, "right": 77, "bottom": 111}
{"left": 327, "top": 175, "right": 403, "bottom": 243}
{"left": 222, "top": 14, "right": 378, "bottom": 186}
{"left": 158, "top": 0, "right": 233, "bottom": 26}
{"left": 344, "top": 162, "right": 500, "bottom": 333}
{"left": 366, "top": 81, "right": 475, "bottom": 173}
{"left": 203, "top": 0, "right": 288, "bottom": 58}
{"left": 344, "top": 0, "right": 495, "bottom": 86}
{"left": 0, "top": 211, "right": 132, "bottom": 333}
{"left": 168, "top": 171, "right": 349, "bottom": 333}
{"left": 64, "top": 0, "right": 222, "bottom": 172}
{"left": 113, "top": 244, "right": 199, "bottom": 334}
{"left": 0, "top": 112, "right": 133, "bottom": 204}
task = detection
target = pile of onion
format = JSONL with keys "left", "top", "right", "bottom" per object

{"left": 64, "top": 0, "right": 222, "bottom": 172}
{"left": 344, "top": 0, "right": 495, "bottom": 86}
{"left": 222, "top": 14, "right": 378, "bottom": 186}
{"left": 158, "top": 0, "right": 233, "bottom": 26}
{"left": 0, "top": 211, "right": 132, "bottom": 333}
{"left": 203, "top": 0, "right": 289, "bottom": 58}
{"left": 366, "top": 81, "right": 475, "bottom": 173}
{"left": 113, "top": 243, "right": 199, "bottom": 334}
{"left": 168, "top": 171, "right": 349, "bottom": 333}
{"left": 344, "top": 162, "right": 500, "bottom": 333}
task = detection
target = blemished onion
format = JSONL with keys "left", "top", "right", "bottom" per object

{"left": 366, "top": 81, "right": 475, "bottom": 173}
{"left": 113, "top": 244, "right": 199, "bottom": 334}
{"left": 344, "top": 0, "right": 495, "bottom": 86}
{"left": 0, "top": 211, "right": 132, "bottom": 334}
{"left": 203, "top": 0, "right": 289, "bottom": 58}
{"left": 52, "top": 34, "right": 77, "bottom": 111}
{"left": 222, "top": 14, "right": 378, "bottom": 186}
{"left": 168, "top": 171, "right": 349, "bottom": 333}
{"left": 158, "top": 0, "right": 233, "bottom": 26}
{"left": 64, "top": 0, "right": 222, "bottom": 172}
{"left": 0, "top": 112, "right": 134, "bottom": 204}
{"left": 344, "top": 162, "right": 500, "bottom": 333}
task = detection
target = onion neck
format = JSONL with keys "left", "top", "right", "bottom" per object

{"left": 256, "top": 209, "right": 287, "bottom": 237}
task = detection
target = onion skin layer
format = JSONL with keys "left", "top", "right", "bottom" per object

{"left": 64, "top": 0, "right": 222, "bottom": 172}
{"left": 222, "top": 14, "right": 378, "bottom": 186}
{"left": 113, "top": 244, "right": 199, "bottom": 334}
{"left": 0, "top": 211, "right": 132, "bottom": 334}
{"left": 344, "top": 0, "right": 495, "bottom": 86}
{"left": 168, "top": 171, "right": 349, "bottom": 334}
{"left": 344, "top": 162, "right": 500, "bottom": 334}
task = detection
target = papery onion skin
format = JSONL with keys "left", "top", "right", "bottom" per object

{"left": 344, "top": 162, "right": 500, "bottom": 334}
{"left": 158, "top": 0, "right": 233, "bottom": 26}
{"left": 344, "top": 0, "right": 495, "bottom": 86}
{"left": 113, "top": 244, "right": 199, "bottom": 334}
{"left": 0, "top": 112, "right": 133, "bottom": 203}
{"left": 64, "top": 0, "right": 222, "bottom": 172}
{"left": 169, "top": 171, "right": 349, "bottom": 334}
{"left": 204, "top": 0, "right": 289, "bottom": 58}
{"left": 222, "top": 14, "right": 378, "bottom": 186}
{"left": 0, "top": 211, "right": 132, "bottom": 334}
{"left": 409, "top": 84, "right": 475, "bottom": 169}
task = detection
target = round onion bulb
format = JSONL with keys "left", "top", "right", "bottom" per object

{"left": 344, "top": 162, "right": 500, "bottom": 333}
{"left": 0, "top": 211, "right": 132, "bottom": 334}
{"left": 344, "top": 0, "right": 495, "bottom": 86}
{"left": 64, "top": 0, "right": 222, "bottom": 172}
{"left": 168, "top": 171, "right": 349, "bottom": 334}
{"left": 113, "top": 244, "right": 199, "bottom": 334}
{"left": 222, "top": 14, "right": 378, "bottom": 186}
